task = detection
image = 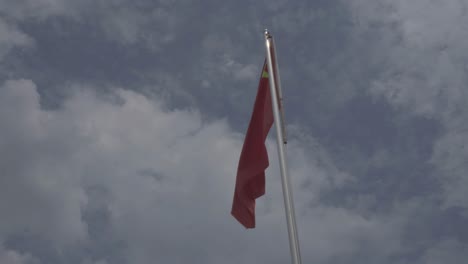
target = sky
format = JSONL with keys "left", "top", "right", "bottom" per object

{"left": 1, "top": 0, "right": 468, "bottom": 263}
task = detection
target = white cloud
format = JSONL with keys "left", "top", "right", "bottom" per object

{"left": 0, "top": 77, "right": 411, "bottom": 263}
{"left": 0, "top": 80, "right": 88, "bottom": 246}
{"left": 348, "top": 0, "right": 468, "bottom": 211}
{"left": 0, "top": 18, "right": 33, "bottom": 60}
{"left": 2, "top": 1, "right": 467, "bottom": 261}
{"left": 0, "top": 243, "right": 37, "bottom": 264}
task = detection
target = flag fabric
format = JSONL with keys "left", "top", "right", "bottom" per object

{"left": 231, "top": 61, "right": 274, "bottom": 228}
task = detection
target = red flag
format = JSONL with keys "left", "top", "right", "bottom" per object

{"left": 231, "top": 61, "right": 274, "bottom": 228}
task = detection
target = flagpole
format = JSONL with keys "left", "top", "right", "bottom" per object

{"left": 264, "top": 29, "right": 302, "bottom": 264}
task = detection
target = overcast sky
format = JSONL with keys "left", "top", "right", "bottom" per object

{"left": 1, "top": 0, "right": 468, "bottom": 263}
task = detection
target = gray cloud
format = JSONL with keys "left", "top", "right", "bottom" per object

{"left": 0, "top": 244, "right": 37, "bottom": 264}
{"left": 419, "top": 239, "right": 468, "bottom": 264}
{"left": 0, "top": 77, "right": 413, "bottom": 263}
{"left": 347, "top": 0, "right": 468, "bottom": 212}
{"left": 0, "top": 0, "right": 72, "bottom": 20}
{"left": 1, "top": 0, "right": 468, "bottom": 263}
{"left": 0, "top": 0, "right": 182, "bottom": 50}
{"left": 0, "top": 18, "right": 32, "bottom": 60}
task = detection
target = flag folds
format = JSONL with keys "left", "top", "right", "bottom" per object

{"left": 231, "top": 61, "right": 274, "bottom": 228}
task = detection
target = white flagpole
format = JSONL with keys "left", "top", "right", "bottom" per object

{"left": 264, "top": 29, "right": 302, "bottom": 264}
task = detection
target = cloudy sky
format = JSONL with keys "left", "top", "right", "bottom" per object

{"left": 1, "top": 0, "right": 468, "bottom": 263}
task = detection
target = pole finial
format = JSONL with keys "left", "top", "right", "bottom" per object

{"left": 264, "top": 29, "right": 272, "bottom": 39}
